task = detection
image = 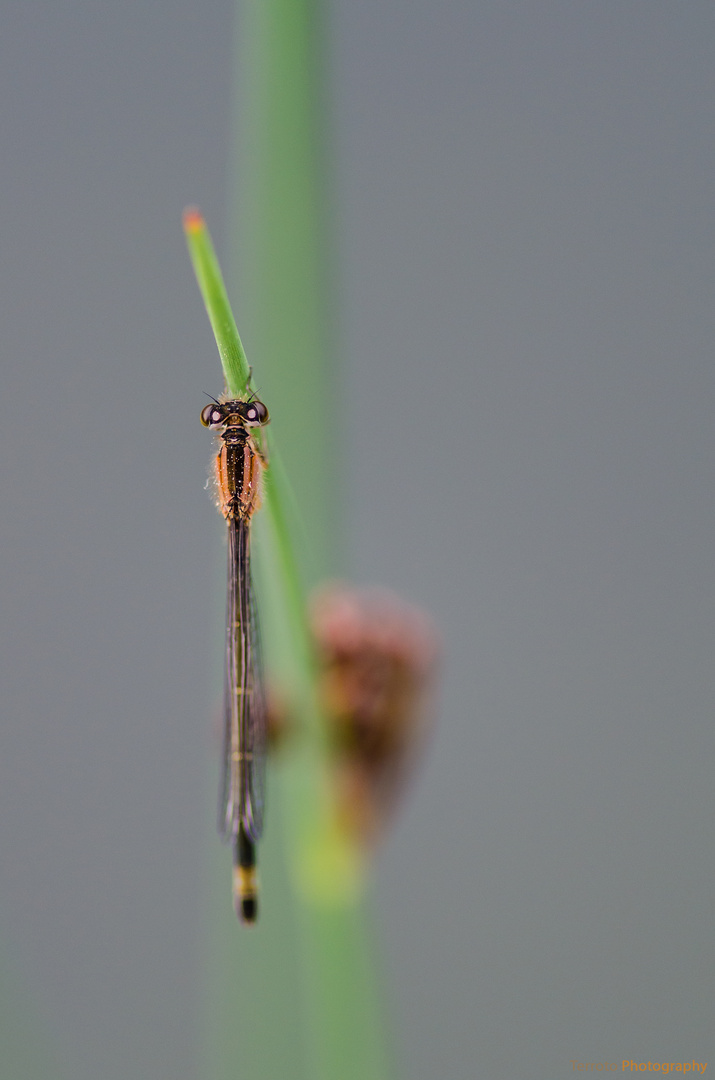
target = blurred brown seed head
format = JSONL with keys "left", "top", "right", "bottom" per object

{"left": 309, "top": 584, "right": 440, "bottom": 848}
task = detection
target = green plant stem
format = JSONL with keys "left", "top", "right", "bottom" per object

{"left": 185, "top": 0, "right": 395, "bottom": 1075}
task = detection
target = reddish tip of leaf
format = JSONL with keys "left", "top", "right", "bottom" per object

{"left": 182, "top": 206, "right": 205, "bottom": 234}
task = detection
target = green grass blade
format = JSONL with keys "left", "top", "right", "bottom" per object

{"left": 186, "top": 206, "right": 392, "bottom": 1080}
{"left": 186, "top": 209, "right": 383, "bottom": 1079}
{"left": 183, "top": 207, "right": 251, "bottom": 397}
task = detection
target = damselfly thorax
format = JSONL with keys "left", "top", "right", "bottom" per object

{"left": 201, "top": 398, "right": 268, "bottom": 521}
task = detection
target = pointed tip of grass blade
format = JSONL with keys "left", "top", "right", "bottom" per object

{"left": 182, "top": 205, "right": 205, "bottom": 234}
{"left": 182, "top": 208, "right": 251, "bottom": 397}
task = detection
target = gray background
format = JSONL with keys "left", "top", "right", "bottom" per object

{"left": 1, "top": 2, "right": 713, "bottom": 1078}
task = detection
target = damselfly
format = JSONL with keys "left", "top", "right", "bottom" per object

{"left": 201, "top": 394, "right": 270, "bottom": 923}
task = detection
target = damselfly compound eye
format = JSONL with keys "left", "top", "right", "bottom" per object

{"left": 201, "top": 403, "right": 226, "bottom": 428}
{"left": 243, "top": 400, "right": 269, "bottom": 427}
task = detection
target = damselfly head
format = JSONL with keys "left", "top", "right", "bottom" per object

{"left": 200, "top": 398, "right": 270, "bottom": 429}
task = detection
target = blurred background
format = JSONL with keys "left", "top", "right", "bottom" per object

{"left": 1, "top": 2, "right": 713, "bottom": 1078}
